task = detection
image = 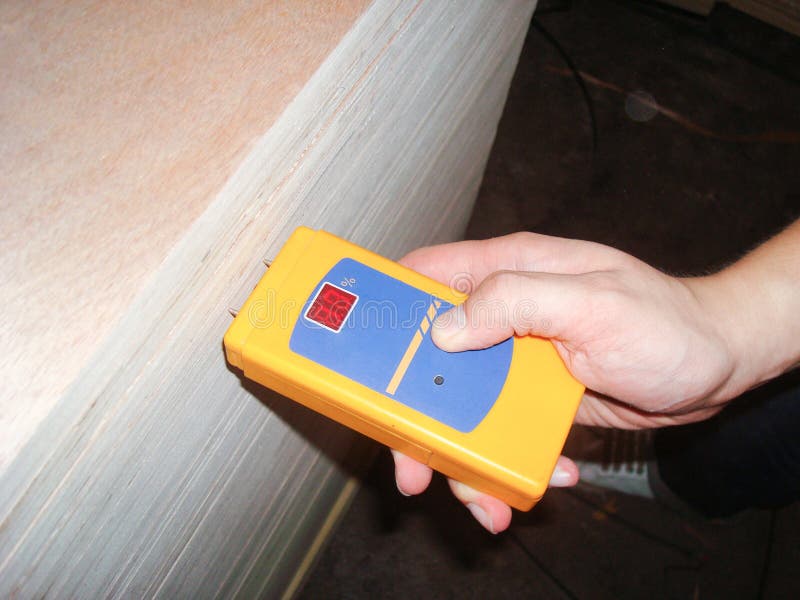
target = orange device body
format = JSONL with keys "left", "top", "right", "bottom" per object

{"left": 224, "top": 227, "right": 584, "bottom": 510}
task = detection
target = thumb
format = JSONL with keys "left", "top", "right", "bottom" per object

{"left": 431, "top": 270, "right": 587, "bottom": 351}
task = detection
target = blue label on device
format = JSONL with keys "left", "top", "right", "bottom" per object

{"left": 289, "top": 258, "right": 512, "bottom": 432}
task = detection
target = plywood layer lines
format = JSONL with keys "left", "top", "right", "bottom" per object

{"left": 0, "top": 1, "right": 536, "bottom": 596}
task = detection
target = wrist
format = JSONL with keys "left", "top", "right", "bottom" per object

{"left": 683, "top": 267, "right": 787, "bottom": 403}
{"left": 681, "top": 273, "right": 752, "bottom": 402}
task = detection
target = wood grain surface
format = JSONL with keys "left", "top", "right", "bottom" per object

{"left": 0, "top": 0, "right": 370, "bottom": 471}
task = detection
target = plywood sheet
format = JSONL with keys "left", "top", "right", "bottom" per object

{"left": 0, "top": 0, "right": 371, "bottom": 471}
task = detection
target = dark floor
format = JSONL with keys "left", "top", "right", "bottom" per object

{"left": 300, "top": 1, "right": 800, "bottom": 598}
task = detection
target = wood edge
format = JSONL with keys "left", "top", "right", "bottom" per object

{"left": 280, "top": 477, "right": 361, "bottom": 600}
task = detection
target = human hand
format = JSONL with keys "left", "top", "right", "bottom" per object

{"left": 393, "top": 231, "right": 739, "bottom": 533}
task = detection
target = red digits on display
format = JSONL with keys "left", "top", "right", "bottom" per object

{"left": 306, "top": 283, "right": 357, "bottom": 331}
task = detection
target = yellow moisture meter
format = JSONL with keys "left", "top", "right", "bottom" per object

{"left": 224, "top": 227, "right": 584, "bottom": 510}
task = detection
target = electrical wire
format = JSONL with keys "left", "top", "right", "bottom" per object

{"left": 535, "top": 0, "right": 573, "bottom": 16}
{"left": 531, "top": 17, "right": 598, "bottom": 156}
{"left": 508, "top": 530, "right": 581, "bottom": 600}
{"left": 563, "top": 489, "right": 696, "bottom": 558}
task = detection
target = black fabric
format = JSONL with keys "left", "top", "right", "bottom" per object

{"left": 655, "top": 370, "right": 800, "bottom": 518}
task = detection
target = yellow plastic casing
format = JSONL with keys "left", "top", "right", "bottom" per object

{"left": 224, "top": 227, "right": 584, "bottom": 510}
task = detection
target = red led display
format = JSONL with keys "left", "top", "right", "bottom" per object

{"left": 305, "top": 283, "right": 358, "bottom": 332}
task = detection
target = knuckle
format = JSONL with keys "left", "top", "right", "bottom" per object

{"left": 467, "top": 271, "right": 525, "bottom": 331}
{"left": 580, "top": 271, "right": 633, "bottom": 311}
{"left": 481, "top": 270, "right": 521, "bottom": 296}
{"left": 476, "top": 271, "right": 526, "bottom": 313}
{"left": 505, "top": 231, "right": 540, "bottom": 246}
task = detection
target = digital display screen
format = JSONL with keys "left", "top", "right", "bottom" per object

{"left": 305, "top": 282, "right": 358, "bottom": 332}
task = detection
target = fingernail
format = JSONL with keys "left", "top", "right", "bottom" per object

{"left": 467, "top": 502, "right": 495, "bottom": 534}
{"left": 549, "top": 465, "right": 573, "bottom": 487}
{"left": 390, "top": 450, "right": 411, "bottom": 496}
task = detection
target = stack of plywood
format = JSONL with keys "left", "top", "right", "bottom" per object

{"left": 0, "top": 1, "right": 537, "bottom": 596}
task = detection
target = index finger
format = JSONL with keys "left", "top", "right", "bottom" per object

{"left": 399, "top": 232, "right": 630, "bottom": 289}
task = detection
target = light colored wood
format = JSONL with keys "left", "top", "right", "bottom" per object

{"left": 0, "top": 0, "right": 371, "bottom": 472}
{"left": 0, "top": 0, "right": 536, "bottom": 596}
{"left": 281, "top": 477, "right": 361, "bottom": 600}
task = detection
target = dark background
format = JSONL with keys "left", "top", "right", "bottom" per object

{"left": 301, "top": 1, "right": 800, "bottom": 598}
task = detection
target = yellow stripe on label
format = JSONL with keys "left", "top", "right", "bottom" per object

{"left": 426, "top": 302, "right": 438, "bottom": 322}
{"left": 419, "top": 316, "right": 430, "bottom": 335}
{"left": 385, "top": 301, "right": 438, "bottom": 395}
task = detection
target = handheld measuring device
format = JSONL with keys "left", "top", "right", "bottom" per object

{"left": 224, "top": 227, "right": 584, "bottom": 510}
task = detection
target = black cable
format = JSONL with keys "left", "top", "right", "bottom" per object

{"left": 535, "top": 0, "right": 573, "bottom": 16}
{"left": 756, "top": 509, "right": 777, "bottom": 600}
{"left": 531, "top": 17, "right": 598, "bottom": 155}
{"left": 563, "top": 489, "right": 695, "bottom": 558}
{"left": 508, "top": 530, "right": 581, "bottom": 600}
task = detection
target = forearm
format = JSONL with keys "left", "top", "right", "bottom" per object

{"left": 689, "top": 219, "right": 800, "bottom": 401}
